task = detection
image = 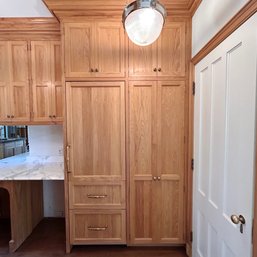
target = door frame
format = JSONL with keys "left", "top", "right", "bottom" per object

{"left": 187, "top": 1, "right": 257, "bottom": 256}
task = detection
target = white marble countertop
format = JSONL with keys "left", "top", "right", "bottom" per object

{"left": 0, "top": 153, "right": 64, "bottom": 180}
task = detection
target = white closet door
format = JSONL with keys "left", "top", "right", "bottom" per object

{"left": 193, "top": 13, "right": 257, "bottom": 257}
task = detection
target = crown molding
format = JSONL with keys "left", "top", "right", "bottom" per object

{"left": 43, "top": 0, "right": 202, "bottom": 18}
{"left": 0, "top": 18, "right": 60, "bottom": 40}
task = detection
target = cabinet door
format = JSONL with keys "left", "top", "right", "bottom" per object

{"left": 31, "top": 41, "right": 52, "bottom": 122}
{"left": 158, "top": 22, "right": 186, "bottom": 77}
{"left": 0, "top": 42, "right": 10, "bottom": 122}
{"left": 66, "top": 81, "right": 125, "bottom": 181}
{"left": 9, "top": 41, "right": 30, "bottom": 122}
{"left": 50, "top": 41, "right": 63, "bottom": 122}
{"left": 128, "top": 41, "right": 158, "bottom": 77}
{"left": 64, "top": 23, "right": 95, "bottom": 78}
{"left": 95, "top": 22, "right": 125, "bottom": 77}
{"left": 156, "top": 81, "right": 185, "bottom": 243}
{"left": 129, "top": 81, "right": 158, "bottom": 244}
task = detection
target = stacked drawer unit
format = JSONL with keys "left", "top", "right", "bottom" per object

{"left": 66, "top": 81, "right": 126, "bottom": 245}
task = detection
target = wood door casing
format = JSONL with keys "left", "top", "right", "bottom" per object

{"left": 129, "top": 81, "right": 185, "bottom": 244}
{"left": 66, "top": 81, "right": 125, "bottom": 181}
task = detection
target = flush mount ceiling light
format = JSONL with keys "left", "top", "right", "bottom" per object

{"left": 122, "top": 0, "right": 167, "bottom": 46}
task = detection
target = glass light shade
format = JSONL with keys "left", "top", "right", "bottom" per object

{"left": 124, "top": 8, "right": 164, "bottom": 46}
{"left": 122, "top": 0, "right": 166, "bottom": 46}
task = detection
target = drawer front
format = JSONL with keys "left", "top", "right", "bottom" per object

{"left": 69, "top": 182, "right": 125, "bottom": 209}
{"left": 70, "top": 210, "right": 126, "bottom": 244}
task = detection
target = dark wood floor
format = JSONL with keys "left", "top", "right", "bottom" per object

{"left": 0, "top": 218, "right": 188, "bottom": 257}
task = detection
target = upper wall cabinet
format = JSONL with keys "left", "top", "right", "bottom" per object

{"left": 0, "top": 41, "right": 30, "bottom": 123}
{"left": 64, "top": 22, "right": 125, "bottom": 78}
{"left": 31, "top": 41, "right": 63, "bottom": 123}
{"left": 129, "top": 21, "right": 186, "bottom": 78}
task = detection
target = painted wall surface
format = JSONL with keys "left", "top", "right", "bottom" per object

{"left": 0, "top": 0, "right": 52, "bottom": 17}
{"left": 192, "top": 0, "right": 249, "bottom": 56}
{"left": 28, "top": 125, "right": 64, "bottom": 217}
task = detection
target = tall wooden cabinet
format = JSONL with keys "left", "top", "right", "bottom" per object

{"left": 31, "top": 41, "right": 63, "bottom": 122}
{"left": 129, "top": 81, "right": 186, "bottom": 244}
{"left": 0, "top": 41, "right": 30, "bottom": 123}
{"left": 66, "top": 81, "right": 126, "bottom": 244}
{"left": 61, "top": 16, "right": 189, "bottom": 251}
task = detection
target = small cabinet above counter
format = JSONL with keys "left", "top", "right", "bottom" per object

{"left": 0, "top": 18, "right": 63, "bottom": 125}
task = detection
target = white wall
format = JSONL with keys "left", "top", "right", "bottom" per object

{"left": 28, "top": 125, "right": 64, "bottom": 218}
{"left": 192, "top": 0, "right": 250, "bottom": 56}
{"left": 0, "top": 0, "right": 52, "bottom": 17}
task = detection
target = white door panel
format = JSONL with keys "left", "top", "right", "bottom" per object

{"left": 193, "top": 13, "right": 257, "bottom": 257}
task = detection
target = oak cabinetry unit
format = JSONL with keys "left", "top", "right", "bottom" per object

{"left": 31, "top": 41, "right": 63, "bottom": 122}
{"left": 64, "top": 22, "right": 125, "bottom": 78}
{"left": 0, "top": 41, "right": 30, "bottom": 123}
{"left": 66, "top": 81, "right": 126, "bottom": 245}
{"left": 129, "top": 80, "right": 185, "bottom": 244}
{"left": 129, "top": 22, "right": 186, "bottom": 78}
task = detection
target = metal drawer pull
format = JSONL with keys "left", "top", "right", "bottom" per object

{"left": 87, "top": 194, "right": 107, "bottom": 199}
{"left": 88, "top": 226, "right": 108, "bottom": 231}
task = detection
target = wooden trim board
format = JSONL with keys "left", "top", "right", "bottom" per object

{"left": 192, "top": 0, "right": 257, "bottom": 64}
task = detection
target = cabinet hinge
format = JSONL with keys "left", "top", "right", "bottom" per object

{"left": 191, "top": 159, "right": 194, "bottom": 171}
{"left": 192, "top": 82, "right": 196, "bottom": 96}
{"left": 252, "top": 219, "right": 254, "bottom": 244}
{"left": 190, "top": 231, "right": 193, "bottom": 242}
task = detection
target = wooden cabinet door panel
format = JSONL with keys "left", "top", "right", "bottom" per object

{"left": 51, "top": 42, "right": 63, "bottom": 121}
{"left": 31, "top": 41, "right": 52, "bottom": 122}
{"left": 66, "top": 82, "right": 125, "bottom": 181}
{"left": 157, "top": 81, "right": 185, "bottom": 243}
{"left": 158, "top": 22, "right": 186, "bottom": 77}
{"left": 95, "top": 22, "right": 125, "bottom": 77}
{"left": 9, "top": 41, "right": 30, "bottom": 122}
{"left": 129, "top": 81, "right": 157, "bottom": 243}
{"left": 158, "top": 179, "right": 184, "bottom": 243}
{"left": 0, "top": 42, "right": 10, "bottom": 121}
{"left": 129, "top": 42, "right": 157, "bottom": 77}
{"left": 64, "top": 23, "right": 94, "bottom": 78}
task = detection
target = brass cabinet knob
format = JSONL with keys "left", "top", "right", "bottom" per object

{"left": 49, "top": 115, "right": 52, "bottom": 118}
{"left": 95, "top": 68, "right": 99, "bottom": 72}
{"left": 11, "top": 115, "right": 14, "bottom": 118}
{"left": 153, "top": 68, "right": 157, "bottom": 72}
{"left": 53, "top": 115, "right": 56, "bottom": 118}
{"left": 90, "top": 68, "right": 94, "bottom": 72}
{"left": 157, "top": 176, "right": 161, "bottom": 180}
{"left": 7, "top": 115, "right": 10, "bottom": 118}
{"left": 153, "top": 176, "right": 157, "bottom": 181}
{"left": 158, "top": 68, "right": 162, "bottom": 72}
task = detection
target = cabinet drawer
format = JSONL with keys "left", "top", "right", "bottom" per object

{"left": 69, "top": 182, "right": 125, "bottom": 209}
{"left": 70, "top": 210, "right": 126, "bottom": 244}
